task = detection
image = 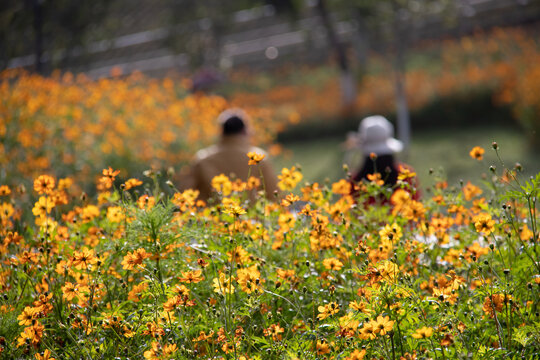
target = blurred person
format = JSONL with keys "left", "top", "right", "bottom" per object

{"left": 349, "top": 115, "right": 418, "bottom": 199}
{"left": 185, "top": 108, "right": 278, "bottom": 203}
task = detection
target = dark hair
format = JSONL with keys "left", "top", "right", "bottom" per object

{"left": 222, "top": 116, "right": 246, "bottom": 136}
{"left": 353, "top": 154, "right": 398, "bottom": 186}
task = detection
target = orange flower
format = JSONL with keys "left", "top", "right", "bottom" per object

{"left": 137, "top": 195, "right": 155, "bottom": 210}
{"left": 128, "top": 283, "right": 148, "bottom": 302}
{"left": 0, "top": 185, "right": 11, "bottom": 196}
{"left": 17, "top": 322, "right": 45, "bottom": 347}
{"left": 102, "top": 167, "right": 121, "bottom": 179}
{"left": 463, "top": 181, "right": 483, "bottom": 201}
{"left": 469, "top": 146, "right": 485, "bottom": 160}
{"left": 237, "top": 265, "right": 262, "bottom": 294}
{"left": 322, "top": 257, "right": 344, "bottom": 271}
{"left": 121, "top": 248, "right": 150, "bottom": 270}
{"left": 123, "top": 178, "right": 143, "bottom": 190}
{"left": 34, "top": 175, "right": 55, "bottom": 194}
{"left": 71, "top": 248, "right": 98, "bottom": 270}
{"left": 263, "top": 324, "right": 285, "bottom": 341}
{"left": 179, "top": 270, "right": 204, "bottom": 283}
{"left": 331, "top": 179, "right": 352, "bottom": 195}
{"left": 482, "top": 293, "right": 511, "bottom": 318}
{"left": 411, "top": 326, "right": 433, "bottom": 339}
{"left": 35, "top": 349, "right": 56, "bottom": 360}
{"left": 367, "top": 173, "right": 384, "bottom": 186}
{"left": 61, "top": 282, "right": 78, "bottom": 301}
{"left": 316, "top": 340, "right": 331, "bottom": 355}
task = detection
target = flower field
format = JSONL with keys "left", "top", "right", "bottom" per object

{"left": 1, "top": 144, "right": 539, "bottom": 359}
{"left": 1, "top": 23, "right": 540, "bottom": 360}
{"left": 0, "top": 69, "right": 294, "bottom": 192}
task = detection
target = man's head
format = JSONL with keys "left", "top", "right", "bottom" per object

{"left": 218, "top": 108, "right": 249, "bottom": 136}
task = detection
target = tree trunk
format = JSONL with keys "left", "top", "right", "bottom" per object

{"left": 316, "top": 0, "right": 356, "bottom": 106}
{"left": 32, "top": 0, "right": 44, "bottom": 74}
{"left": 394, "top": 63, "right": 410, "bottom": 156}
{"left": 391, "top": 0, "right": 411, "bottom": 156}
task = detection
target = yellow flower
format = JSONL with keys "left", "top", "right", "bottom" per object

{"left": 373, "top": 315, "right": 394, "bottom": 335}
{"left": 281, "top": 193, "right": 300, "bottom": 207}
{"left": 57, "top": 177, "right": 73, "bottom": 190}
{"left": 227, "top": 245, "right": 251, "bottom": 264}
{"left": 277, "top": 166, "right": 303, "bottom": 191}
{"left": 247, "top": 151, "right": 265, "bottom": 165}
{"left": 322, "top": 257, "right": 344, "bottom": 271}
{"left": 32, "top": 196, "right": 55, "bottom": 218}
{"left": 397, "top": 165, "right": 416, "bottom": 181}
{"left": 412, "top": 326, "right": 434, "bottom": 339}
{"left": 345, "top": 349, "right": 366, "bottom": 360}
{"left": 379, "top": 223, "right": 402, "bottom": 242}
{"left": 473, "top": 213, "right": 495, "bottom": 235}
{"left": 61, "top": 282, "right": 78, "bottom": 301}
{"left": 222, "top": 203, "right": 246, "bottom": 216}
{"left": 17, "top": 306, "right": 38, "bottom": 326}
{"left": 469, "top": 146, "right": 485, "bottom": 160}
{"left": 213, "top": 272, "right": 235, "bottom": 295}
{"left": 106, "top": 206, "right": 124, "bottom": 223}
{"left": 359, "top": 321, "right": 377, "bottom": 340}
{"left": 80, "top": 205, "right": 100, "bottom": 222}
{"left": 349, "top": 300, "right": 371, "bottom": 314}
{"left": 0, "top": 202, "right": 14, "bottom": 220}
{"left": 317, "top": 302, "right": 340, "bottom": 320}
{"left": 237, "top": 265, "right": 262, "bottom": 294}
{"left": 211, "top": 174, "right": 232, "bottom": 196}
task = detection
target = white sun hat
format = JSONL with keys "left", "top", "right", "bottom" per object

{"left": 357, "top": 115, "right": 403, "bottom": 155}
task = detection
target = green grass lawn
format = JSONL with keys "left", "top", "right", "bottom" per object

{"left": 273, "top": 125, "right": 539, "bottom": 191}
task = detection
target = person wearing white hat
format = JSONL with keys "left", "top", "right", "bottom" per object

{"left": 351, "top": 115, "right": 405, "bottom": 187}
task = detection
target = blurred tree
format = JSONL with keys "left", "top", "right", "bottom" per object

{"left": 265, "top": 0, "right": 300, "bottom": 17}
{"left": 167, "top": 0, "right": 257, "bottom": 69}
{"left": 0, "top": 1, "right": 33, "bottom": 70}
{"left": 330, "top": 0, "right": 456, "bottom": 154}
{"left": 315, "top": 0, "right": 356, "bottom": 106}
{"left": 0, "top": 0, "right": 110, "bottom": 73}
